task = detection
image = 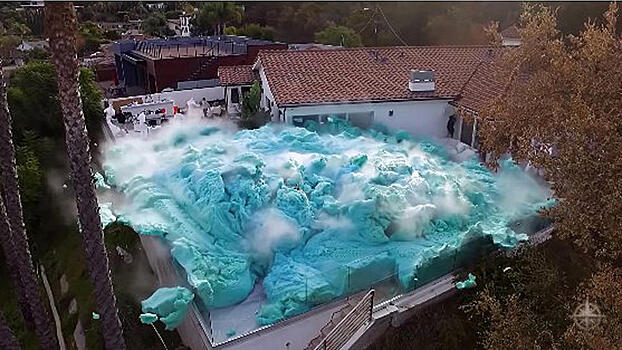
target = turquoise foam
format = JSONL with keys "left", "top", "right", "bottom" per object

{"left": 139, "top": 313, "right": 158, "bottom": 325}
{"left": 94, "top": 172, "right": 110, "bottom": 190}
{"left": 456, "top": 273, "right": 477, "bottom": 289}
{"left": 102, "top": 118, "right": 552, "bottom": 325}
{"left": 141, "top": 287, "right": 194, "bottom": 330}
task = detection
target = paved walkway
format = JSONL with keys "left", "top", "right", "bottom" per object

{"left": 40, "top": 265, "right": 67, "bottom": 350}
{"left": 221, "top": 300, "right": 350, "bottom": 350}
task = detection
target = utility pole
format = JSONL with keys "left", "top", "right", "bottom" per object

{"left": 373, "top": 5, "right": 379, "bottom": 46}
{"left": 361, "top": 6, "right": 379, "bottom": 46}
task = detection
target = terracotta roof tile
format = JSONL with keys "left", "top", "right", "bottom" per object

{"left": 257, "top": 46, "right": 504, "bottom": 107}
{"left": 218, "top": 65, "right": 256, "bottom": 86}
{"left": 452, "top": 59, "right": 506, "bottom": 113}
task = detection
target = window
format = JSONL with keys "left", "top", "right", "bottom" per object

{"left": 347, "top": 112, "right": 374, "bottom": 129}
{"left": 292, "top": 115, "right": 318, "bottom": 127}
{"left": 324, "top": 113, "right": 346, "bottom": 122}
{"left": 241, "top": 86, "right": 251, "bottom": 97}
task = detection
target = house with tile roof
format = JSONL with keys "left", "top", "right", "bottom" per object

{"left": 218, "top": 64, "right": 257, "bottom": 114}
{"left": 251, "top": 45, "right": 504, "bottom": 148}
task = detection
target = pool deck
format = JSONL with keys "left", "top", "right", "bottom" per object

{"left": 139, "top": 234, "right": 362, "bottom": 350}
{"left": 138, "top": 221, "right": 553, "bottom": 350}
{"left": 102, "top": 120, "right": 554, "bottom": 350}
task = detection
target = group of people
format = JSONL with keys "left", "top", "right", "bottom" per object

{"left": 186, "top": 97, "right": 222, "bottom": 118}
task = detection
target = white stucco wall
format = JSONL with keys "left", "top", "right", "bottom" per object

{"left": 280, "top": 99, "right": 454, "bottom": 139}
{"left": 502, "top": 38, "right": 521, "bottom": 47}
{"left": 108, "top": 86, "right": 225, "bottom": 114}
{"left": 257, "top": 66, "right": 279, "bottom": 119}
{"left": 256, "top": 60, "right": 464, "bottom": 140}
{"left": 225, "top": 84, "right": 252, "bottom": 113}
{"left": 159, "top": 87, "right": 224, "bottom": 106}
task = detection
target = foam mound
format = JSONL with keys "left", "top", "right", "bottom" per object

{"left": 456, "top": 273, "right": 477, "bottom": 289}
{"left": 141, "top": 287, "right": 194, "bottom": 330}
{"left": 139, "top": 312, "right": 158, "bottom": 325}
{"left": 102, "top": 118, "right": 552, "bottom": 325}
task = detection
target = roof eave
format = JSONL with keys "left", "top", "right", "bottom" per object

{"left": 451, "top": 101, "right": 481, "bottom": 116}
{"left": 221, "top": 82, "right": 254, "bottom": 86}
{"left": 278, "top": 96, "right": 456, "bottom": 108}
{"left": 252, "top": 57, "right": 262, "bottom": 71}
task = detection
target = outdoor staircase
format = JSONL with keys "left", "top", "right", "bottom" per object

{"left": 304, "top": 290, "right": 372, "bottom": 350}
{"left": 188, "top": 56, "right": 218, "bottom": 81}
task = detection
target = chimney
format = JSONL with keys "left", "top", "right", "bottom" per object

{"left": 409, "top": 70, "right": 435, "bottom": 92}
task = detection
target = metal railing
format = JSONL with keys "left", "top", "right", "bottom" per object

{"left": 135, "top": 39, "right": 247, "bottom": 59}
{"left": 313, "top": 289, "right": 375, "bottom": 350}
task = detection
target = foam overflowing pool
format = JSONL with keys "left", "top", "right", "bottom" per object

{"left": 100, "top": 118, "right": 552, "bottom": 325}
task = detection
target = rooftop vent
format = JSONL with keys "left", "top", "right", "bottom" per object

{"left": 409, "top": 70, "right": 435, "bottom": 92}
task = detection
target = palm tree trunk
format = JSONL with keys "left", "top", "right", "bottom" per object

{"left": 0, "top": 189, "right": 34, "bottom": 331}
{"left": 0, "top": 60, "right": 35, "bottom": 332}
{"left": 0, "top": 311, "right": 21, "bottom": 350}
{"left": 45, "top": 3, "right": 126, "bottom": 349}
{"left": 0, "top": 63, "right": 58, "bottom": 349}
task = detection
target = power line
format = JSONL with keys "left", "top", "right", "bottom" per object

{"left": 357, "top": 14, "right": 374, "bottom": 34}
{"left": 377, "top": 5, "right": 409, "bottom": 46}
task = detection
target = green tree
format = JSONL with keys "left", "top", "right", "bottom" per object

{"left": 79, "top": 68, "right": 104, "bottom": 141}
{"left": 239, "top": 81, "right": 269, "bottom": 129}
{"left": 78, "top": 21, "right": 103, "bottom": 55}
{"left": 0, "top": 35, "right": 20, "bottom": 63}
{"left": 7, "top": 61, "right": 61, "bottom": 139}
{"left": 1, "top": 58, "right": 58, "bottom": 349}
{"left": 463, "top": 4, "right": 622, "bottom": 349}
{"left": 196, "top": 2, "right": 243, "bottom": 35}
{"left": 476, "top": 3, "right": 622, "bottom": 261}
{"left": 102, "top": 30, "right": 121, "bottom": 41}
{"left": 238, "top": 23, "right": 275, "bottom": 40}
{"left": 315, "top": 25, "right": 362, "bottom": 47}
{"left": 16, "top": 133, "right": 45, "bottom": 216}
{"left": 462, "top": 244, "right": 577, "bottom": 349}
{"left": 9, "top": 21, "right": 31, "bottom": 36}
{"left": 562, "top": 266, "right": 622, "bottom": 349}
{"left": 223, "top": 26, "right": 237, "bottom": 35}
{"left": 7, "top": 60, "right": 103, "bottom": 142}
{"left": 142, "top": 12, "right": 174, "bottom": 38}
{"left": 164, "top": 10, "right": 182, "bottom": 20}
{"left": 463, "top": 243, "right": 622, "bottom": 349}
{"left": 23, "top": 47, "right": 50, "bottom": 63}
{"left": 241, "top": 80, "right": 260, "bottom": 117}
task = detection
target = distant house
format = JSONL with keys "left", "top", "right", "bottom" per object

{"left": 83, "top": 43, "right": 119, "bottom": 97}
{"left": 19, "top": 1, "right": 44, "bottom": 9}
{"left": 288, "top": 43, "right": 341, "bottom": 51}
{"left": 252, "top": 46, "right": 504, "bottom": 148}
{"left": 12, "top": 40, "right": 49, "bottom": 66}
{"left": 500, "top": 25, "right": 521, "bottom": 47}
{"left": 99, "top": 21, "right": 142, "bottom": 37}
{"left": 112, "top": 35, "right": 286, "bottom": 96}
{"left": 17, "top": 40, "right": 49, "bottom": 52}
{"left": 146, "top": 2, "right": 165, "bottom": 10}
